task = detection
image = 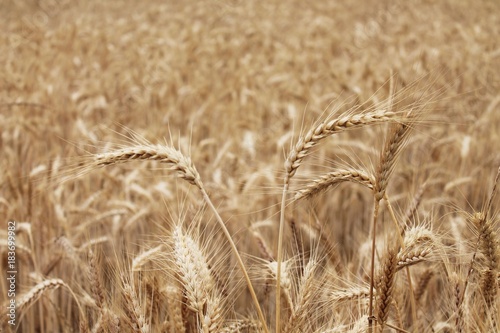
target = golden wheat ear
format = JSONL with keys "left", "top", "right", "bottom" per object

{"left": 171, "top": 224, "right": 224, "bottom": 333}
{"left": 7, "top": 278, "right": 85, "bottom": 329}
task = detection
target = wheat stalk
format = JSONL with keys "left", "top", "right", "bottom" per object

{"left": 369, "top": 116, "right": 413, "bottom": 331}
{"left": 284, "top": 109, "right": 400, "bottom": 181}
{"left": 375, "top": 245, "right": 399, "bottom": 333}
{"left": 88, "top": 250, "right": 106, "bottom": 310}
{"left": 132, "top": 245, "right": 164, "bottom": 272}
{"left": 460, "top": 166, "right": 500, "bottom": 327}
{"left": 285, "top": 259, "right": 319, "bottom": 332}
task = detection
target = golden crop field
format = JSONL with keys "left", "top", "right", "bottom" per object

{"left": 1, "top": 0, "right": 500, "bottom": 332}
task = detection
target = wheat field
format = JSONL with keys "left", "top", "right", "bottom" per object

{"left": 1, "top": 0, "right": 500, "bottom": 332}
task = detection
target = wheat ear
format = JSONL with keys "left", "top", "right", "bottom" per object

{"left": 285, "top": 259, "right": 318, "bottom": 332}
{"left": 294, "top": 168, "right": 375, "bottom": 201}
{"left": 132, "top": 245, "right": 164, "bottom": 272}
{"left": 94, "top": 144, "right": 200, "bottom": 186}
{"left": 375, "top": 244, "right": 399, "bottom": 333}
{"left": 166, "top": 285, "right": 185, "bottom": 333}
{"left": 461, "top": 167, "right": 500, "bottom": 321}
{"left": 122, "top": 276, "right": 149, "bottom": 333}
{"left": 172, "top": 225, "right": 223, "bottom": 333}
{"left": 88, "top": 249, "right": 106, "bottom": 310}
{"left": 396, "top": 226, "right": 437, "bottom": 270}
{"left": 93, "top": 143, "right": 268, "bottom": 332}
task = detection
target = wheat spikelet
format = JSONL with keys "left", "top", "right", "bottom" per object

{"left": 80, "top": 321, "right": 90, "bottom": 333}
{"left": 250, "top": 225, "right": 274, "bottom": 261}
{"left": 458, "top": 167, "right": 500, "bottom": 330}
{"left": 479, "top": 268, "right": 498, "bottom": 312}
{"left": 173, "top": 225, "right": 214, "bottom": 308}
{"left": 451, "top": 272, "right": 465, "bottom": 333}
{"left": 91, "top": 308, "right": 121, "bottom": 333}
{"left": 55, "top": 236, "right": 80, "bottom": 262}
{"left": 288, "top": 219, "right": 304, "bottom": 274}
{"left": 294, "top": 168, "right": 375, "bottom": 201}
{"left": 475, "top": 215, "right": 499, "bottom": 324}
{"left": 397, "top": 226, "right": 437, "bottom": 270}
{"left": 285, "top": 109, "right": 399, "bottom": 181}
{"left": 78, "top": 236, "right": 110, "bottom": 251}
{"left": 369, "top": 114, "right": 414, "bottom": 331}
{"left": 105, "top": 310, "right": 121, "bottom": 333}
{"left": 17, "top": 278, "right": 65, "bottom": 311}
{"left": 203, "top": 297, "right": 224, "bottom": 333}
{"left": 172, "top": 225, "right": 223, "bottom": 332}
{"left": 396, "top": 247, "right": 432, "bottom": 270}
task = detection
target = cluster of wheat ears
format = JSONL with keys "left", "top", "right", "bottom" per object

{"left": 2, "top": 82, "right": 500, "bottom": 332}
{"left": 2, "top": 0, "right": 500, "bottom": 332}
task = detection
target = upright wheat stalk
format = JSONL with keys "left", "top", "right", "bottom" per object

{"left": 278, "top": 108, "right": 401, "bottom": 332}
{"left": 369, "top": 116, "right": 413, "bottom": 331}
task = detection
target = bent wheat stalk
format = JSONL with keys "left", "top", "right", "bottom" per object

{"left": 93, "top": 143, "right": 269, "bottom": 333}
